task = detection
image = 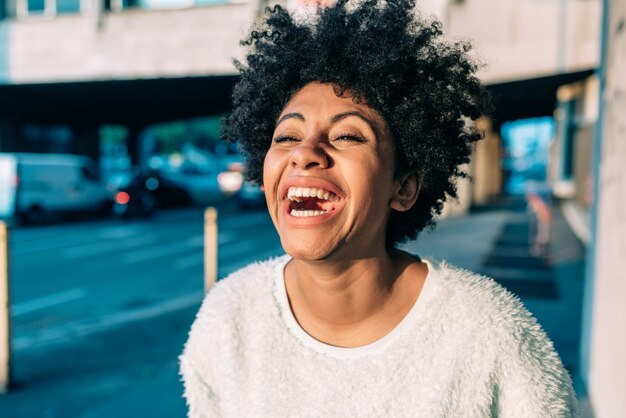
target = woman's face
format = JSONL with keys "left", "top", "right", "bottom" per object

{"left": 263, "top": 82, "right": 403, "bottom": 261}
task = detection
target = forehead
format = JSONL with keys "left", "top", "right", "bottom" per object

{"left": 278, "top": 82, "right": 383, "bottom": 125}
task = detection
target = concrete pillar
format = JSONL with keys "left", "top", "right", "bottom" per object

{"left": 473, "top": 117, "right": 503, "bottom": 205}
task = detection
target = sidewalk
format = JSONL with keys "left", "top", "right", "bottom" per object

{"left": 85, "top": 195, "right": 587, "bottom": 416}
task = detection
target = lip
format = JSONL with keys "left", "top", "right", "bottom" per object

{"left": 280, "top": 176, "right": 345, "bottom": 227}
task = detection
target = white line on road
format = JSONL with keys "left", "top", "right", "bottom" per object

{"left": 121, "top": 236, "right": 204, "bottom": 265}
{"left": 12, "top": 292, "right": 204, "bottom": 352}
{"left": 11, "top": 225, "right": 146, "bottom": 256}
{"left": 11, "top": 287, "right": 88, "bottom": 317}
{"left": 172, "top": 238, "right": 257, "bottom": 271}
{"left": 97, "top": 225, "right": 148, "bottom": 240}
{"left": 62, "top": 234, "right": 159, "bottom": 260}
{"left": 121, "top": 231, "right": 237, "bottom": 265}
{"left": 219, "top": 245, "right": 285, "bottom": 277}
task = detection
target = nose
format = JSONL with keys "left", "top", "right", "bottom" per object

{"left": 289, "top": 139, "right": 329, "bottom": 170}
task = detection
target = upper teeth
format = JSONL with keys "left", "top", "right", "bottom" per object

{"left": 287, "top": 187, "right": 340, "bottom": 202}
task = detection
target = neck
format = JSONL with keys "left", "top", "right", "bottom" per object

{"left": 284, "top": 249, "right": 425, "bottom": 347}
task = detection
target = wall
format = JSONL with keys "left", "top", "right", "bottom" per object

{"left": 0, "top": 1, "right": 259, "bottom": 83}
{"left": 445, "top": 0, "right": 601, "bottom": 84}
{"left": 587, "top": 0, "right": 626, "bottom": 415}
{"left": 0, "top": 0, "right": 602, "bottom": 85}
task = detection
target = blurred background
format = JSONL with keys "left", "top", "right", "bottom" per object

{"left": 0, "top": 0, "right": 623, "bottom": 416}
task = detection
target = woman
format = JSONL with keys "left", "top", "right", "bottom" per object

{"left": 180, "top": 1, "right": 578, "bottom": 416}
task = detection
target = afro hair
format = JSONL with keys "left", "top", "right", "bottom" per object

{"left": 222, "top": 0, "right": 492, "bottom": 247}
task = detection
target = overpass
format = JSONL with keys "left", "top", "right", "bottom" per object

{"left": 0, "top": 0, "right": 602, "bottom": 164}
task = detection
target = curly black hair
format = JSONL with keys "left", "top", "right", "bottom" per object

{"left": 222, "top": 0, "right": 491, "bottom": 247}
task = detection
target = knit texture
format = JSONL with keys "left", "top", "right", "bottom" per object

{"left": 180, "top": 256, "right": 579, "bottom": 417}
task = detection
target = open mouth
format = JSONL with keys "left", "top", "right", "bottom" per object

{"left": 286, "top": 186, "right": 341, "bottom": 217}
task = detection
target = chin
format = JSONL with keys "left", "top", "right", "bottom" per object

{"left": 281, "top": 240, "right": 336, "bottom": 261}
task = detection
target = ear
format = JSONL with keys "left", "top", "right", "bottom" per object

{"left": 390, "top": 171, "right": 420, "bottom": 212}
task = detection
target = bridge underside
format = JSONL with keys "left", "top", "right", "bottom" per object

{"left": 0, "top": 68, "right": 596, "bottom": 127}
{"left": 0, "top": 68, "right": 596, "bottom": 160}
{"left": 487, "top": 69, "right": 595, "bottom": 129}
{"left": 0, "top": 75, "right": 238, "bottom": 126}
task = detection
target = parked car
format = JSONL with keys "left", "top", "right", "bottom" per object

{"left": 216, "top": 162, "right": 265, "bottom": 209}
{"left": 237, "top": 180, "right": 266, "bottom": 209}
{"left": 0, "top": 153, "right": 113, "bottom": 224}
{"left": 161, "top": 164, "right": 222, "bottom": 206}
{"left": 113, "top": 170, "right": 193, "bottom": 218}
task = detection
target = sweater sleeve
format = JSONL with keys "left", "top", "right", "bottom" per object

{"left": 495, "top": 308, "right": 579, "bottom": 417}
{"left": 179, "top": 292, "right": 224, "bottom": 418}
{"left": 180, "top": 355, "right": 220, "bottom": 418}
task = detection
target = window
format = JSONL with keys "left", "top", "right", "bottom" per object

{"left": 19, "top": 0, "right": 80, "bottom": 17}
{"left": 562, "top": 100, "right": 576, "bottom": 179}
{"left": 27, "top": 0, "right": 45, "bottom": 13}
{"left": 56, "top": 0, "right": 80, "bottom": 13}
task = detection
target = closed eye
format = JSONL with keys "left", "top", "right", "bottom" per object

{"left": 272, "top": 135, "right": 301, "bottom": 143}
{"left": 332, "top": 134, "right": 366, "bottom": 143}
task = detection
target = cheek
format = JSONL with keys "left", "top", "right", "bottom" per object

{"left": 262, "top": 150, "right": 284, "bottom": 197}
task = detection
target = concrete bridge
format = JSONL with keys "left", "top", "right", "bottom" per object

{"left": 0, "top": 0, "right": 602, "bottom": 163}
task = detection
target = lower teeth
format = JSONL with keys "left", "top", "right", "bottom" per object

{"left": 290, "top": 209, "right": 328, "bottom": 217}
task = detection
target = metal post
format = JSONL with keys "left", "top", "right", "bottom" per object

{"left": 204, "top": 207, "right": 218, "bottom": 293}
{"left": 0, "top": 221, "right": 10, "bottom": 394}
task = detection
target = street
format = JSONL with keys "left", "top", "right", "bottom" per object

{"left": 1, "top": 203, "right": 283, "bottom": 417}
{"left": 0, "top": 197, "right": 586, "bottom": 417}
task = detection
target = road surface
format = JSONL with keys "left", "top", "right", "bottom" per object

{"left": 2, "top": 202, "right": 282, "bottom": 417}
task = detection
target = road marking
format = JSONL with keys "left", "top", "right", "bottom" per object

{"left": 12, "top": 225, "right": 145, "bottom": 255}
{"left": 12, "top": 238, "right": 93, "bottom": 256}
{"left": 11, "top": 288, "right": 87, "bottom": 317}
{"left": 120, "top": 232, "right": 235, "bottom": 265}
{"left": 12, "top": 292, "right": 204, "bottom": 351}
{"left": 172, "top": 238, "right": 257, "bottom": 271}
{"left": 97, "top": 225, "right": 147, "bottom": 240}
{"left": 172, "top": 253, "right": 203, "bottom": 271}
{"left": 121, "top": 236, "right": 203, "bottom": 264}
{"left": 218, "top": 245, "right": 285, "bottom": 277}
{"left": 62, "top": 234, "right": 158, "bottom": 259}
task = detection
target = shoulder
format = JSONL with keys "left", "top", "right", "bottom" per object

{"left": 430, "top": 260, "right": 577, "bottom": 415}
{"left": 180, "top": 255, "right": 288, "bottom": 367}
{"left": 192, "top": 254, "right": 288, "bottom": 326}
{"left": 429, "top": 259, "right": 560, "bottom": 364}
{"left": 201, "top": 255, "right": 287, "bottom": 311}
{"left": 431, "top": 260, "right": 534, "bottom": 329}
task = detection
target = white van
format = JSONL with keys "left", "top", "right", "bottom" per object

{"left": 0, "top": 153, "right": 113, "bottom": 224}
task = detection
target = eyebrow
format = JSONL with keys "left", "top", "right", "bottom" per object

{"left": 275, "top": 111, "right": 380, "bottom": 133}
{"left": 330, "top": 111, "right": 378, "bottom": 132}
{"left": 275, "top": 112, "right": 305, "bottom": 126}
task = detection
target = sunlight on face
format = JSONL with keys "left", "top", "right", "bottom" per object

{"left": 263, "top": 82, "right": 400, "bottom": 261}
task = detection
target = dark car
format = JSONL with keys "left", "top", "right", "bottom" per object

{"left": 237, "top": 180, "right": 266, "bottom": 209}
{"left": 113, "top": 171, "right": 193, "bottom": 217}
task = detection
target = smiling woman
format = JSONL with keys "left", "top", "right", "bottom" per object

{"left": 180, "top": 1, "right": 578, "bottom": 417}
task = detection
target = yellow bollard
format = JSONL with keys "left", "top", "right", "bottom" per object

{"left": 204, "top": 208, "right": 218, "bottom": 293}
{"left": 0, "top": 221, "right": 10, "bottom": 394}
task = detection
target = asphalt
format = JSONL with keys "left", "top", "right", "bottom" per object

{"left": 6, "top": 194, "right": 589, "bottom": 417}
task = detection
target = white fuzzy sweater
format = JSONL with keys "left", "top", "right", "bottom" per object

{"left": 180, "top": 256, "right": 578, "bottom": 417}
